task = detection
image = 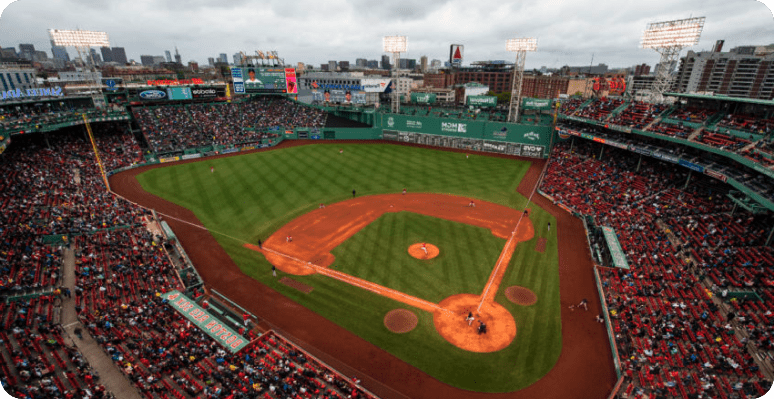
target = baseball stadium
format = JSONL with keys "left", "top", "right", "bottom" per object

{"left": 2, "top": 21, "right": 774, "bottom": 399}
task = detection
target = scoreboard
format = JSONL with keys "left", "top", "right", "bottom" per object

{"left": 231, "top": 67, "right": 298, "bottom": 94}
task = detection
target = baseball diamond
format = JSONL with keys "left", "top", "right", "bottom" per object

{"left": 111, "top": 141, "right": 618, "bottom": 396}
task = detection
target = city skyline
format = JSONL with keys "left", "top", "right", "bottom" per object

{"left": 0, "top": 0, "right": 772, "bottom": 70}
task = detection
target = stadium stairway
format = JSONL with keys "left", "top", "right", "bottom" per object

{"left": 59, "top": 246, "right": 143, "bottom": 399}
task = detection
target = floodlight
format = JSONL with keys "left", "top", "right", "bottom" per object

{"left": 383, "top": 36, "right": 407, "bottom": 53}
{"left": 49, "top": 29, "right": 110, "bottom": 47}
{"left": 641, "top": 17, "right": 705, "bottom": 49}
{"left": 640, "top": 17, "right": 705, "bottom": 103}
{"left": 505, "top": 37, "right": 538, "bottom": 123}
{"left": 506, "top": 38, "right": 537, "bottom": 52}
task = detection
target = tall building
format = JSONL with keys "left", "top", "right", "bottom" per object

{"left": 398, "top": 58, "right": 416, "bottom": 70}
{"left": 174, "top": 47, "right": 182, "bottom": 64}
{"left": 52, "top": 42, "right": 70, "bottom": 61}
{"left": 165, "top": 50, "right": 172, "bottom": 63}
{"left": 420, "top": 56, "right": 428, "bottom": 73}
{"left": 218, "top": 53, "right": 228, "bottom": 64}
{"left": 367, "top": 60, "right": 379, "bottom": 69}
{"left": 328, "top": 60, "right": 337, "bottom": 71}
{"left": 0, "top": 66, "right": 37, "bottom": 92}
{"left": 381, "top": 55, "right": 391, "bottom": 70}
{"left": 140, "top": 55, "right": 156, "bottom": 66}
{"left": 18, "top": 44, "right": 35, "bottom": 60}
{"left": 208, "top": 57, "right": 215, "bottom": 66}
{"left": 100, "top": 47, "right": 113, "bottom": 63}
{"left": 233, "top": 53, "right": 243, "bottom": 66}
{"left": 430, "top": 59, "right": 442, "bottom": 70}
{"left": 152, "top": 56, "right": 165, "bottom": 65}
{"left": 673, "top": 45, "right": 774, "bottom": 99}
{"left": 339, "top": 61, "right": 350, "bottom": 71}
{"left": 355, "top": 58, "right": 367, "bottom": 68}
{"left": 89, "top": 48, "right": 102, "bottom": 65}
{"left": 633, "top": 63, "right": 651, "bottom": 76}
{"left": 111, "top": 47, "right": 127, "bottom": 64}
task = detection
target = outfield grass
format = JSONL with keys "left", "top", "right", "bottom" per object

{"left": 137, "top": 143, "right": 560, "bottom": 392}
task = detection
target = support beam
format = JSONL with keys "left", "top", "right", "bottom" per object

{"left": 683, "top": 170, "right": 692, "bottom": 190}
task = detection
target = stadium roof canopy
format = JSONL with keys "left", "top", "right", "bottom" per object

{"left": 666, "top": 92, "right": 774, "bottom": 107}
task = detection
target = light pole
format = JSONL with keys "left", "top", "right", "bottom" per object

{"left": 641, "top": 17, "right": 705, "bottom": 103}
{"left": 383, "top": 36, "right": 407, "bottom": 114}
{"left": 506, "top": 37, "right": 537, "bottom": 123}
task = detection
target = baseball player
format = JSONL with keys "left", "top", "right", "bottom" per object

{"left": 421, "top": 242, "right": 428, "bottom": 255}
{"left": 210, "top": 167, "right": 214, "bottom": 173}
{"left": 468, "top": 200, "right": 475, "bottom": 208}
{"left": 402, "top": 188, "right": 407, "bottom": 195}
{"left": 466, "top": 311, "right": 475, "bottom": 326}
{"left": 286, "top": 235, "right": 293, "bottom": 243}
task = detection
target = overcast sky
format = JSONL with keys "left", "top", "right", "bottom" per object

{"left": 0, "top": 0, "right": 772, "bottom": 70}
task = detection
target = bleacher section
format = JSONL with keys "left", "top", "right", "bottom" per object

{"left": 540, "top": 139, "right": 773, "bottom": 399}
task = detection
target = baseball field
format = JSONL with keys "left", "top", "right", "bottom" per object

{"left": 111, "top": 141, "right": 617, "bottom": 398}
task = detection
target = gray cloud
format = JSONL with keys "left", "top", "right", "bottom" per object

{"left": 0, "top": 0, "right": 771, "bottom": 69}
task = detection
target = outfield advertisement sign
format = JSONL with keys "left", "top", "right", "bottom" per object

{"left": 521, "top": 98, "right": 551, "bottom": 110}
{"left": 467, "top": 96, "right": 497, "bottom": 107}
{"left": 163, "top": 291, "right": 248, "bottom": 353}
{"left": 411, "top": 93, "right": 437, "bottom": 104}
{"left": 383, "top": 130, "right": 544, "bottom": 158}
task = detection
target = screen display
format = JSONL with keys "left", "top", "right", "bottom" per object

{"left": 232, "top": 67, "right": 289, "bottom": 93}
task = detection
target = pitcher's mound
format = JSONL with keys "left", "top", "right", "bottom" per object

{"left": 505, "top": 286, "right": 538, "bottom": 306}
{"left": 408, "top": 243, "right": 439, "bottom": 259}
{"left": 384, "top": 309, "right": 418, "bottom": 333}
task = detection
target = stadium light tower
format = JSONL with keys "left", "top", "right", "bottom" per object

{"left": 506, "top": 37, "right": 537, "bottom": 123}
{"left": 49, "top": 29, "right": 110, "bottom": 108}
{"left": 49, "top": 29, "right": 111, "bottom": 189}
{"left": 383, "top": 35, "right": 407, "bottom": 114}
{"left": 641, "top": 17, "right": 705, "bottom": 103}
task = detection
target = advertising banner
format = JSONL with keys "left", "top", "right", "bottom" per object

{"left": 678, "top": 159, "right": 705, "bottom": 173}
{"left": 521, "top": 98, "right": 551, "bottom": 110}
{"left": 601, "top": 226, "right": 629, "bottom": 270}
{"left": 284, "top": 68, "right": 298, "bottom": 94}
{"left": 163, "top": 291, "right": 248, "bottom": 353}
{"left": 411, "top": 93, "right": 437, "bottom": 104}
{"left": 191, "top": 87, "right": 223, "bottom": 99}
{"left": 705, "top": 169, "right": 728, "bottom": 183}
{"left": 467, "top": 96, "right": 497, "bottom": 107}
{"left": 166, "top": 87, "right": 193, "bottom": 101}
{"left": 139, "top": 89, "right": 167, "bottom": 101}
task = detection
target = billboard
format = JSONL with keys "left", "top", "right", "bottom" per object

{"left": 450, "top": 44, "right": 464, "bottom": 66}
{"left": 284, "top": 68, "right": 298, "bottom": 94}
{"left": 231, "top": 67, "right": 289, "bottom": 94}
{"left": 411, "top": 93, "right": 436, "bottom": 104}
{"left": 191, "top": 87, "right": 225, "bottom": 99}
{"left": 138, "top": 89, "right": 167, "bottom": 101}
{"left": 166, "top": 87, "right": 192, "bottom": 100}
{"left": 313, "top": 90, "right": 366, "bottom": 104}
{"left": 467, "top": 95, "right": 497, "bottom": 107}
{"left": 521, "top": 98, "right": 552, "bottom": 110}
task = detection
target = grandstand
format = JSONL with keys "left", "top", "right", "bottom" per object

{"left": 1, "top": 81, "right": 773, "bottom": 399}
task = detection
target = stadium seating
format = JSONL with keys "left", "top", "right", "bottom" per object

{"left": 133, "top": 97, "right": 323, "bottom": 155}
{"left": 541, "top": 139, "right": 773, "bottom": 399}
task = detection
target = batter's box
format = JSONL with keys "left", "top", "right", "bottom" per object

{"left": 535, "top": 238, "right": 547, "bottom": 253}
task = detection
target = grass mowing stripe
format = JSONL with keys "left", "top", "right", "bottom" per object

{"left": 137, "top": 143, "right": 561, "bottom": 392}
